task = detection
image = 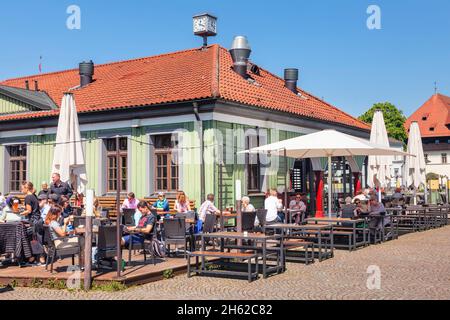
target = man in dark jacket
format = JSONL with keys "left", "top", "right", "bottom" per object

{"left": 50, "top": 173, "right": 73, "bottom": 201}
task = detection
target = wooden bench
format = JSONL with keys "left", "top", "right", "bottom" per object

{"left": 187, "top": 251, "right": 259, "bottom": 282}
{"left": 281, "top": 239, "right": 315, "bottom": 265}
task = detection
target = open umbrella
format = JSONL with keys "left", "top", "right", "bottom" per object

{"left": 368, "top": 110, "right": 392, "bottom": 200}
{"left": 51, "top": 93, "right": 88, "bottom": 194}
{"left": 240, "top": 129, "right": 409, "bottom": 217}
{"left": 405, "top": 121, "right": 426, "bottom": 204}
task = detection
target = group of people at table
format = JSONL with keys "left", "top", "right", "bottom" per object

{"left": 0, "top": 174, "right": 223, "bottom": 266}
{"left": 1, "top": 171, "right": 398, "bottom": 267}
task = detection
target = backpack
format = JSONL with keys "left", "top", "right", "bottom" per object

{"left": 151, "top": 239, "right": 166, "bottom": 258}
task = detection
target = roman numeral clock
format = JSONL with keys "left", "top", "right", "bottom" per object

{"left": 193, "top": 13, "right": 217, "bottom": 47}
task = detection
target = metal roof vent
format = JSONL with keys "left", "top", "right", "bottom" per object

{"left": 229, "top": 36, "right": 251, "bottom": 79}
{"left": 79, "top": 60, "right": 94, "bottom": 87}
{"left": 284, "top": 68, "right": 299, "bottom": 94}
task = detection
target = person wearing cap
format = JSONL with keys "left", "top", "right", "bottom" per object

{"left": 152, "top": 192, "right": 170, "bottom": 212}
{"left": 38, "top": 194, "right": 51, "bottom": 221}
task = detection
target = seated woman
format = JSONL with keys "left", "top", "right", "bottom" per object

{"left": 121, "top": 201, "right": 156, "bottom": 248}
{"left": 241, "top": 196, "right": 255, "bottom": 213}
{"left": 174, "top": 191, "right": 191, "bottom": 214}
{"left": 0, "top": 197, "right": 24, "bottom": 223}
{"left": 152, "top": 192, "right": 170, "bottom": 212}
{"left": 45, "top": 206, "right": 80, "bottom": 250}
{"left": 121, "top": 192, "right": 138, "bottom": 210}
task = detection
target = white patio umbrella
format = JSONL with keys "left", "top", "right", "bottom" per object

{"left": 368, "top": 110, "right": 392, "bottom": 201}
{"left": 405, "top": 121, "right": 426, "bottom": 204}
{"left": 239, "top": 129, "right": 409, "bottom": 217}
{"left": 51, "top": 93, "right": 88, "bottom": 194}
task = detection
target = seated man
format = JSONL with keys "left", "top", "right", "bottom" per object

{"left": 122, "top": 201, "right": 155, "bottom": 248}
{"left": 152, "top": 192, "right": 170, "bottom": 212}
{"left": 289, "top": 193, "right": 307, "bottom": 224}
{"left": 368, "top": 195, "right": 389, "bottom": 232}
{"left": 198, "top": 194, "right": 221, "bottom": 223}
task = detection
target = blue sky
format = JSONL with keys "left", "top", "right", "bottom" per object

{"left": 1, "top": 0, "right": 449, "bottom": 117}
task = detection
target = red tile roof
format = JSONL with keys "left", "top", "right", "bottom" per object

{"left": 405, "top": 93, "right": 450, "bottom": 138}
{"left": 0, "top": 45, "right": 369, "bottom": 130}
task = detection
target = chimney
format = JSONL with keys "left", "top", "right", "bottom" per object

{"left": 25, "top": 80, "right": 30, "bottom": 90}
{"left": 34, "top": 80, "right": 39, "bottom": 91}
{"left": 229, "top": 36, "right": 251, "bottom": 79}
{"left": 79, "top": 60, "right": 94, "bottom": 87}
{"left": 284, "top": 68, "right": 299, "bottom": 94}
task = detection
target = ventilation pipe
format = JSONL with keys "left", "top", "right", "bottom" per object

{"left": 229, "top": 36, "right": 251, "bottom": 79}
{"left": 79, "top": 60, "right": 95, "bottom": 87}
{"left": 284, "top": 68, "right": 299, "bottom": 94}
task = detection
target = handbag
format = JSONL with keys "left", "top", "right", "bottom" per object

{"left": 30, "top": 238, "right": 44, "bottom": 255}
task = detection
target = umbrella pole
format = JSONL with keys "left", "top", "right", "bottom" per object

{"left": 115, "top": 136, "right": 122, "bottom": 279}
{"left": 328, "top": 156, "right": 332, "bottom": 218}
{"left": 284, "top": 148, "right": 288, "bottom": 222}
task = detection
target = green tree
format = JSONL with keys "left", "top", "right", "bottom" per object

{"left": 359, "top": 102, "right": 408, "bottom": 144}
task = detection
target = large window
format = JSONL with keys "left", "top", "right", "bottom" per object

{"left": 442, "top": 153, "right": 448, "bottom": 164}
{"left": 8, "top": 145, "right": 27, "bottom": 192}
{"left": 105, "top": 137, "right": 128, "bottom": 192}
{"left": 154, "top": 134, "right": 178, "bottom": 192}
{"left": 246, "top": 134, "right": 260, "bottom": 192}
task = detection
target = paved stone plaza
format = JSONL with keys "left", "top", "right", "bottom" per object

{"left": 2, "top": 226, "right": 450, "bottom": 300}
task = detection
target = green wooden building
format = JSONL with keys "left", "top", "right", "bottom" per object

{"left": 0, "top": 44, "right": 370, "bottom": 208}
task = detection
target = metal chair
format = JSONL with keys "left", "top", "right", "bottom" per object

{"left": 242, "top": 211, "right": 257, "bottom": 231}
{"left": 43, "top": 225, "right": 81, "bottom": 273}
{"left": 96, "top": 225, "right": 122, "bottom": 270}
{"left": 256, "top": 209, "right": 268, "bottom": 227}
{"left": 73, "top": 217, "right": 86, "bottom": 228}
{"left": 164, "top": 218, "right": 189, "bottom": 258}
{"left": 122, "top": 209, "right": 136, "bottom": 226}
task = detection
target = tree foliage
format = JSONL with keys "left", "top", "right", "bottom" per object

{"left": 359, "top": 102, "right": 408, "bottom": 144}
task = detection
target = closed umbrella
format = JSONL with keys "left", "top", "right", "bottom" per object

{"left": 51, "top": 93, "right": 88, "bottom": 194}
{"left": 405, "top": 121, "right": 426, "bottom": 204}
{"left": 240, "top": 129, "right": 409, "bottom": 217}
{"left": 368, "top": 110, "right": 392, "bottom": 200}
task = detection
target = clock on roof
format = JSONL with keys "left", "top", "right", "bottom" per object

{"left": 193, "top": 13, "right": 217, "bottom": 46}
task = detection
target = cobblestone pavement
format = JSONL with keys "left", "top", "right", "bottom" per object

{"left": 2, "top": 226, "right": 450, "bottom": 300}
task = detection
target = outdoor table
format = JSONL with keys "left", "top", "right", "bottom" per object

{"left": 307, "top": 217, "right": 368, "bottom": 251}
{"left": 0, "top": 222, "right": 33, "bottom": 264}
{"left": 200, "top": 231, "right": 284, "bottom": 278}
{"left": 264, "top": 223, "right": 334, "bottom": 263}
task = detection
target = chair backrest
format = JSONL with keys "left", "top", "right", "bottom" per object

{"left": 242, "top": 211, "right": 257, "bottom": 231}
{"left": 42, "top": 225, "right": 54, "bottom": 248}
{"left": 97, "top": 225, "right": 122, "bottom": 250}
{"left": 256, "top": 209, "right": 267, "bottom": 227}
{"left": 175, "top": 212, "right": 187, "bottom": 219}
{"left": 185, "top": 210, "right": 196, "bottom": 221}
{"left": 122, "top": 209, "right": 136, "bottom": 225}
{"left": 341, "top": 205, "right": 356, "bottom": 219}
{"left": 203, "top": 214, "right": 216, "bottom": 233}
{"left": 164, "top": 218, "right": 186, "bottom": 238}
{"left": 73, "top": 216, "right": 86, "bottom": 228}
